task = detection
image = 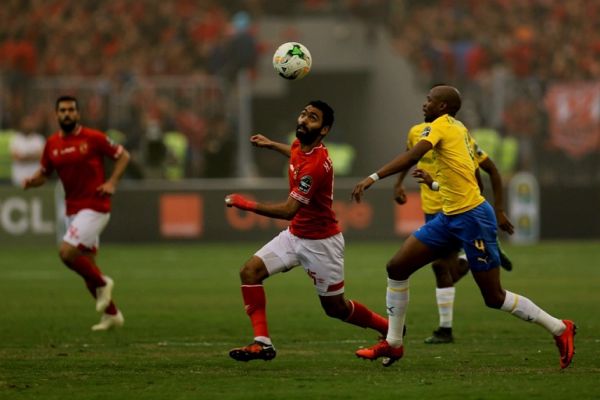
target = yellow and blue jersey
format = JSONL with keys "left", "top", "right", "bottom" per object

{"left": 417, "top": 115, "right": 485, "bottom": 215}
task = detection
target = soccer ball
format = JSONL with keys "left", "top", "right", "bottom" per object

{"left": 272, "top": 42, "right": 312, "bottom": 80}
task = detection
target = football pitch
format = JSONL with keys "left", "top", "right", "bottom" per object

{"left": 1, "top": 241, "right": 599, "bottom": 400}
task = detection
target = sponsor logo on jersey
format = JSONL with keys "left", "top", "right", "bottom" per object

{"left": 298, "top": 175, "right": 312, "bottom": 194}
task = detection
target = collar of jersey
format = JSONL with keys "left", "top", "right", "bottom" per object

{"left": 60, "top": 125, "right": 82, "bottom": 137}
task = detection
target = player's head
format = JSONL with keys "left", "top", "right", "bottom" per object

{"left": 296, "top": 100, "right": 334, "bottom": 145}
{"left": 55, "top": 95, "right": 80, "bottom": 133}
{"left": 423, "top": 85, "right": 462, "bottom": 122}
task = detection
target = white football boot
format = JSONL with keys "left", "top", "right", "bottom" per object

{"left": 91, "top": 310, "right": 125, "bottom": 331}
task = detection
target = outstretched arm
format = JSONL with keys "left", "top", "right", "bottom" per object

{"left": 225, "top": 193, "right": 302, "bottom": 220}
{"left": 479, "top": 157, "right": 514, "bottom": 234}
{"left": 352, "top": 140, "right": 432, "bottom": 203}
{"left": 250, "top": 134, "right": 291, "bottom": 157}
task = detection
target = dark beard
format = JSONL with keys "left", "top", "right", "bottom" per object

{"left": 296, "top": 125, "right": 321, "bottom": 145}
{"left": 59, "top": 120, "right": 77, "bottom": 132}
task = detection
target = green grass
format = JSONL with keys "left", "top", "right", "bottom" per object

{"left": 1, "top": 241, "right": 599, "bottom": 399}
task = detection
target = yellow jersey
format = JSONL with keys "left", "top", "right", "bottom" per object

{"left": 406, "top": 123, "right": 442, "bottom": 214}
{"left": 418, "top": 115, "right": 485, "bottom": 215}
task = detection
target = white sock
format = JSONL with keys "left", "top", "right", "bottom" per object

{"left": 436, "top": 287, "right": 455, "bottom": 328}
{"left": 254, "top": 336, "right": 272, "bottom": 346}
{"left": 501, "top": 290, "right": 565, "bottom": 335}
{"left": 386, "top": 278, "right": 409, "bottom": 347}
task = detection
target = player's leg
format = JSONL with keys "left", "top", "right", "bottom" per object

{"left": 297, "top": 232, "right": 388, "bottom": 336}
{"left": 471, "top": 267, "right": 575, "bottom": 368}
{"left": 356, "top": 233, "right": 439, "bottom": 366}
{"left": 230, "top": 230, "right": 298, "bottom": 361}
{"left": 465, "top": 202, "right": 575, "bottom": 368}
{"left": 229, "top": 254, "right": 277, "bottom": 362}
{"left": 59, "top": 210, "right": 121, "bottom": 329}
{"left": 425, "top": 252, "right": 463, "bottom": 344}
{"left": 318, "top": 294, "right": 388, "bottom": 336}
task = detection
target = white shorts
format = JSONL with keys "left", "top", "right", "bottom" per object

{"left": 63, "top": 209, "right": 110, "bottom": 252}
{"left": 255, "top": 229, "right": 345, "bottom": 297}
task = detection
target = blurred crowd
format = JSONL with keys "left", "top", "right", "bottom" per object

{"left": 0, "top": 0, "right": 598, "bottom": 183}
{"left": 391, "top": 0, "right": 600, "bottom": 184}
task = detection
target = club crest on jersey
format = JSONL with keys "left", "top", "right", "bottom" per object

{"left": 298, "top": 175, "right": 312, "bottom": 194}
{"left": 420, "top": 126, "right": 431, "bottom": 137}
{"left": 79, "top": 143, "right": 89, "bottom": 154}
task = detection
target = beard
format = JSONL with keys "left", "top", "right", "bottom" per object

{"left": 295, "top": 125, "right": 321, "bottom": 145}
{"left": 59, "top": 118, "right": 77, "bottom": 132}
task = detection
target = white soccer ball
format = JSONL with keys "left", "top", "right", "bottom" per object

{"left": 272, "top": 42, "right": 312, "bottom": 80}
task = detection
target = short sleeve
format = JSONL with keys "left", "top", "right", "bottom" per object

{"left": 91, "top": 131, "right": 123, "bottom": 159}
{"left": 419, "top": 124, "right": 441, "bottom": 148}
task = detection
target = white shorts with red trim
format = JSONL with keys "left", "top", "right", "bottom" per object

{"left": 63, "top": 209, "right": 110, "bottom": 252}
{"left": 255, "top": 229, "right": 345, "bottom": 297}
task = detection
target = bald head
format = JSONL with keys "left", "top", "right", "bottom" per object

{"left": 423, "top": 85, "right": 462, "bottom": 122}
{"left": 431, "top": 85, "right": 462, "bottom": 116}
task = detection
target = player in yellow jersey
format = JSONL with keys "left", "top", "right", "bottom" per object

{"left": 351, "top": 85, "right": 575, "bottom": 369}
{"left": 394, "top": 122, "right": 514, "bottom": 344}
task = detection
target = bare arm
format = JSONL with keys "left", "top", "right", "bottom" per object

{"left": 23, "top": 168, "right": 48, "bottom": 189}
{"left": 393, "top": 145, "right": 411, "bottom": 204}
{"left": 393, "top": 170, "right": 409, "bottom": 204}
{"left": 479, "top": 157, "right": 514, "bottom": 234}
{"left": 96, "top": 149, "right": 131, "bottom": 196}
{"left": 250, "top": 134, "right": 291, "bottom": 157}
{"left": 352, "top": 140, "right": 433, "bottom": 202}
{"left": 226, "top": 194, "right": 302, "bottom": 220}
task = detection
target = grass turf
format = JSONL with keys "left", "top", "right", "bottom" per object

{"left": 1, "top": 241, "right": 599, "bottom": 399}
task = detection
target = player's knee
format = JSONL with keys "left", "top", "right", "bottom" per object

{"left": 482, "top": 292, "right": 504, "bottom": 309}
{"left": 385, "top": 260, "right": 405, "bottom": 279}
{"left": 58, "top": 247, "right": 76, "bottom": 264}
{"left": 431, "top": 261, "right": 446, "bottom": 275}
{"left": 323, "top": 303, "right": 348, "bottom": 320}
{"left": 239, "top": 263, "right": 265, "bottom": 284}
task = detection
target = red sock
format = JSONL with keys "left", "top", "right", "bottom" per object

{"left": 68, "top": 256, "right": 117, "bottom": 314}
{"left": 241, "top": 285, "right": 269, "bottom": 338}
{"left": 83, "top": 279, "right": 118, "bottom": 315}
{"left": 66, "top": 255, "right": 106, "bottom": 288}
{"left": 346, "top": 300, "right": 388, "bottom": 335}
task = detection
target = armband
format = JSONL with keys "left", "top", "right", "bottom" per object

{"left": 369, "top": 173, "right": 380, "bottom": 182}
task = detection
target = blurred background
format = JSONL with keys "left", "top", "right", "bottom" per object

{"left": 1, "top": 0, "right": 599, "bottom": 244}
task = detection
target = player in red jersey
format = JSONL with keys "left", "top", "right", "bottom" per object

{"left": 24, "top": 96, "right": 130, "bottom": 331}
{"left": 225, "top": 100, "right": 388, "bottom": 361}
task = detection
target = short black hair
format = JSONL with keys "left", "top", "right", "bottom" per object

{"left": 56, "top": 95, "right": 79, "bottom": 110}
{"left": 307, "top": 100, "right": 334, "bottom": 129}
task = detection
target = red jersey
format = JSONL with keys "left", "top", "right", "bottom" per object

{"left": 288, "top": 139, "right": 340, "bottom": 239}
{"left": 41, "top": 125, "right": 124, "bottom": 215}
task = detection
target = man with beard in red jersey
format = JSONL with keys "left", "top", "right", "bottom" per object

{"left": 225, "top": 100, "right": 388, "bottom": 361}
{"left": 24, "top": 96, "right": 130, "bottom": 331}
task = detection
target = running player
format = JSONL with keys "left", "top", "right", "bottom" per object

{"left": 24, "top": 95, "right": 130, "bottom": 331}
{"left": 351, "top": 85, "right": 575, "bottom": 369}
{"left": 394, "top": 122, "right": 514, "bottom": 343}
{"left": 225, "top": 100, "right": 388, "bottom": 361}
